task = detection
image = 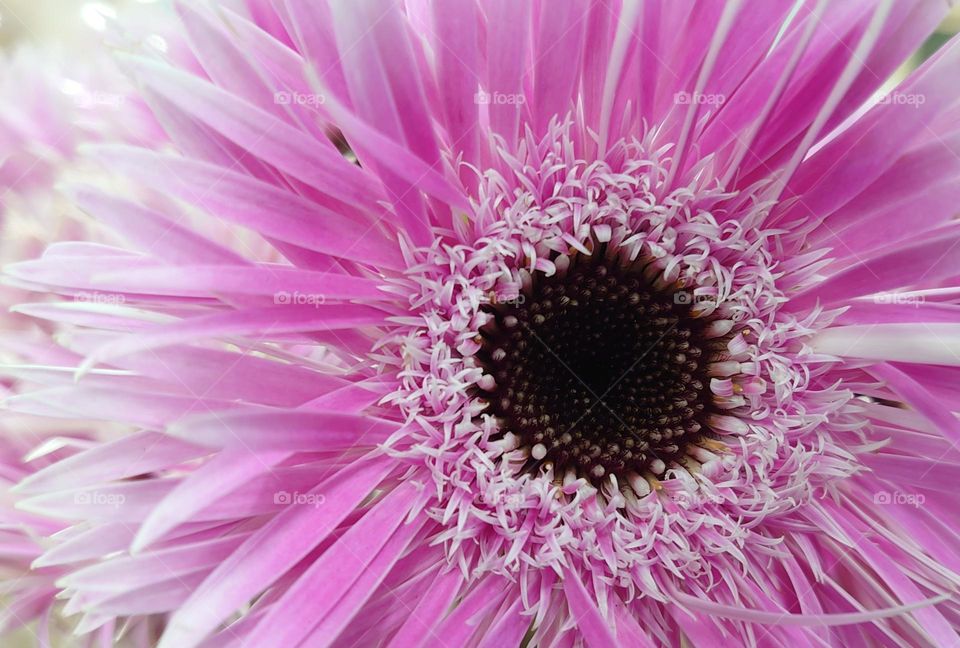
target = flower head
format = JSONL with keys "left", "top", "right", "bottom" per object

{"left": 8, "top": 1, "right": 960, "bottom": 646}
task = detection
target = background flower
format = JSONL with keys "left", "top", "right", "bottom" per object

{"left": 0, "top": 2, "right": 173, "bottom": 645}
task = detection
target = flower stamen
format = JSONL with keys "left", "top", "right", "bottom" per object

{"left": 477, "top": 245, "right": 734, "bottom": 487}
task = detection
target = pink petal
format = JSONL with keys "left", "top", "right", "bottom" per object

{"left": 15, "top": 431, "right": 204, "bottom": 495}
{"left": 120, "top": 53, "right": 384, "bottom": 214}
{"left": 561, "top": 568, "right": 618, "bottom": 648}
{"left": 385, "top": 568, "right": 464, "bottom": 648}
{"left": 132, "top": 447, "right": 292, "bottom": 551}
{"left": 89, "top": 145, "right": 403, "bottom": 269}
{"left": 158, "top": 454, "right": 395, "bottom": 648}
{"left": 90, "top": 264, "right": 387, "bottom": 301}
{"left": 167, "top": 409, "right": 399, "bottom": 451}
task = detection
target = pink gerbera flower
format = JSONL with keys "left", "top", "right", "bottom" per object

{"left": 9, "top": 0, "right": 960, "bottom": 645}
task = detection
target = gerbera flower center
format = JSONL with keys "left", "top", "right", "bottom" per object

{"left": 478, "top": 247, "right": 720, "bottom": 484}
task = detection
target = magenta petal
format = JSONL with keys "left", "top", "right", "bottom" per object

{"left": 294, "top": 515, "right": 428, "bottom": 647}
{"left": 431, "top": 1, "right": 481, "bottom": 170}
{"left": 531, "top": 1, "right": 586, "bottom": 135}
{"left": 428, "top": 576, "right": 511, "bottom": 646}
{"left": 484, "top": 0, "right": 530, "bottom": 149}
{"left": 475, "top": 598, "right": 530, "bottom": 648}
{"left": 89, "top": 264, "right": 388, "bottom": 301}
{"left": 561, "top": 569, "right": 618, "bottom": 648}
{"left": 120, "top": 53, "right": 385, "bottom": 214}
{"left": 867, "top": 363, "right": 960, "bottom": 449}
{"left": 132, "top": 448, "right": 291, "bottom": 551}
{"left": 791, "top": 225, "right": 960, "bottom": 310}
{"left": 89, "top": 145, "right": 404, "bottom": 269}
{"left": 15, "top": 431, "right": 204, "bottom": 496}
{"left": 668, "top": 584, "right": 949, "bottom": 627}
{"left": 78, "top": 303, "right": 389, "bottom": 370}
{"left": 65, "top": 187, "right": 246, "bottom": 265}
{"left": 167, "top": 409, "right": 400, "bottom": 450}
{"left": 61, "top": 534, "right": 248, "bottom": 593}
{"left": 779, "top": 34, "right": 960, "bottom": 226}
{"left": 157, "top": 454, "right": 395, "bottom": 648}
{"left": 385, "top": 568, "right": 464, "bottom": 648}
